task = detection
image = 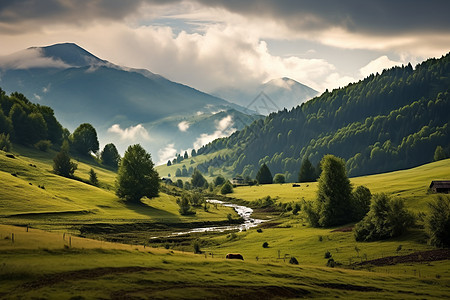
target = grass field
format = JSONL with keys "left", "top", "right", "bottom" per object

{"left": 1, "top": 145, "right": 450, "bottom": 299}
{"left": 231, "top": 159, "right": 450, "bottom": 212}
{"left": 1, "top": 224, "right": 449, "bottom": 299}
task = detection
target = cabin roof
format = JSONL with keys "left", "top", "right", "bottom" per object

{"left": 429, "top": 180, "right": 450, "bottom": 188}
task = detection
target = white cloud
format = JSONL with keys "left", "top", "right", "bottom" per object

{"left": 157, "top": 143, "right": 177, "bottom": 165}
{"left": 107, "top": 124, "right": 150, "bottom": 141}
{"left": 0, "top": 48, "right": 71, "bottom": 69}
{"left": 193, "top": 115, "right": 236, "bottom": 149}
{"left": 177, "top": 121, "right": 190, "bottom": 132}
{"left": 359, "top": 55, "right": 403, "bottom": 78}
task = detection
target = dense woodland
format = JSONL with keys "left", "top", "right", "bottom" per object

{"left": 0, "top": 89, "right": 64, "bottom": 147}
{"left": 197, "top": 53, "right": 450, "bottom": 181}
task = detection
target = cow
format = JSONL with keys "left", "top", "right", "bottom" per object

{"left": 226, "top": 253, "right": 244, "bottom": 260}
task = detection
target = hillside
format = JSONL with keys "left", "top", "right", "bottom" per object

{"left": 194, "top": 53, "right": 450, "bottom": 180}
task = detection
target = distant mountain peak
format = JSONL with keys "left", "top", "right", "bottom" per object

{"left": 34, "top": 43, "right": 107, "bottom": 67}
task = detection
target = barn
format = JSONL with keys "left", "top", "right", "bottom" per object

{"left": 429, "top": 180, "right": 450, "bottom": 193}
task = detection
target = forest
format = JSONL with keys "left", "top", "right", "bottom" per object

{"left": 196, "top": 53, "right": 450, "bottom": 181}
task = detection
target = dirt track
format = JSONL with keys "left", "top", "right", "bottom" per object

{"left": 357, "top": 249, "right": 450, "bottom": 266}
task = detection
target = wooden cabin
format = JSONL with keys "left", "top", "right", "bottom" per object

{"left": 429, "top": 180, "right": 450, "bottom": 193}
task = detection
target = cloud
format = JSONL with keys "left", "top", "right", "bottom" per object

{"left": 359, "top": 56, "right": 403, "bottom": 78}
{"left": 177, "top": 121, "right": 190, "bottom": 132}
{"left": 193, "top": 115, "right": 236, "bottom": 149}
{"left": 157, "top": 143, "right": 177, "bottom": 165}
{"left": 107, "top": 124, "right": 150, "bottom": 141}
{"left": 0, "top": 48, "right": 71, "bottom": 69}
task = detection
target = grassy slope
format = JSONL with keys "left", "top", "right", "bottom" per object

{"left": 0, "top": 146, "right": 236, "bottom": 226}
{"left": 1, "top": 224, "right": 448, "bottom": 299}
{"left": 231, "top": 158, "right": 450, "bottom": 212}
{"left": 1, "top": 147, "right": 449, "bottom": 298}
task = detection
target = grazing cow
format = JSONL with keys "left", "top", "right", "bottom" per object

{"left": 226, "top": 253, "right": 244, "bottom": 260}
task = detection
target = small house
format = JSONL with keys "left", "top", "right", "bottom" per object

{"left": 231, "top": 177, "right": 244, "bottom": 185}
{"left": 429, "top": 180, "right": 450, "bottom": 193}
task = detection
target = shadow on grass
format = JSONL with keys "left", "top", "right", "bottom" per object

{"left": 122, "top": 199, "right": 181, "bottom": 223}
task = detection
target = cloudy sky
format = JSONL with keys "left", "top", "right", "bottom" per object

{"left": 1, "top": 0, "right": 449, "bottom": 93}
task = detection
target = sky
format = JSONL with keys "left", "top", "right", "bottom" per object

{"left": 1, "top": 0, "right": 449, "bottom": 93}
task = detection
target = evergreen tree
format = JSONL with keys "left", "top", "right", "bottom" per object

{"left": 116, "top": 144, "right": 159, "bottom": 202}
{"left": 101, "top": 143, "right": 120, "bottom": 169}
{"left": 316, "top": 155, "right": 353, "bottom": 227}
{"left": 175, "top": 168, "right": 182, "bottom": 177}
{"left": 89, "top": 168, "right": 99, "bottom": 186}
{"left": 191, "top": 169, "right": 207, "bottom": 188}
{"left": 221, "top": 181, "right": 233, "bottom": 194}
{"left": 256, "top": 163, "right": 273, "bottom": 184}
{"left": 53, "top": 140, "right": 77, "bottom": 178}
{"left": 167, "top": 160, "right": 172, "bottom": 166}
{"left": 191, "top": 149, "right": 197, "bottom": 157}
{"left": 184, "top": 151, "right": 188, "bottom": 159}
{"left": 298, "top": 157, "right": 316, "bottom": 182}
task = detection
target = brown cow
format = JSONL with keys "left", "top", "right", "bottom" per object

{"left": 226, "top": 253, "right": 244, "bottom": 260}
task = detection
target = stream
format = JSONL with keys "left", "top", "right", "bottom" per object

{"left": 167, "top": 199, "right": 265, "bottom": 237}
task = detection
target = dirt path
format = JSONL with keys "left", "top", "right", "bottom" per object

{"left": 357, "top": 249, "right": 450, "bottom": 266}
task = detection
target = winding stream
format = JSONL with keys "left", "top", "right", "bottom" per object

{"left": 168, "top": 199, "right": 265, "bottom": 237}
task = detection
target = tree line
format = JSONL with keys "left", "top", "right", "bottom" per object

{"left": 195, "top": 53, "right": 450, "bottom": 180}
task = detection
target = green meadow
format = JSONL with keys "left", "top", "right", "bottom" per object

{"left": 0, "top": 146, "right": 449, "bottom": 299}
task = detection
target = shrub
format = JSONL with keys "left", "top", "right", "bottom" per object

{"left": 177, "top": 193, "right": 196, "bottom": 215}
{"left": 324, "top": 251, "right": 332, "bottom": 259}
{"left": 354, "top": 193, "right": 415, "bottom": 242}
{"left": 262, "top": 242, "right": 269, "bottom": 248}
{"left": 193, "top": 240, "right": 201, "bottom": 254}
{"left": 34, "top": 140, "right": 52, "bottom": 152}
{"left": 426, "top": 196, "right": 450, "bottom": 247}
{"left": 0, "top": 133, "right": 12, "bottom": 152}
{"left": 289, "top": 257, "right": 299, "bottom": 265}
{"left": 273, "top": 173, "right": 285, "bottom": 184}
{"left": 326, "top": 258, "right": 335, "bottom": 267}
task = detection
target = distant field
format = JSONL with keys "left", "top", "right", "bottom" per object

{"left": 231, "top": 159, "right": 450, "bottom": 212}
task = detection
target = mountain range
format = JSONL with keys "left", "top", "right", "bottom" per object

{"left": 212, "top": 77, "right": 319, "bottom": 115}
{"left": 0, "top": 43, "right": 266, "bottom": 163}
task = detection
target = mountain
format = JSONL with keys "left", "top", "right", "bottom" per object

{"left": 194, "top": 53, "right": 450, "bottom": 180}
{"left": 0, "top": 43, "right": 260, "bottom": 162}
{"left": 212, "top": 77, "right": 319, "bottom": 115}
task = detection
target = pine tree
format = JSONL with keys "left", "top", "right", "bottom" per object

{"left": 256, "top": 163, "right": 273, "bottom": 184}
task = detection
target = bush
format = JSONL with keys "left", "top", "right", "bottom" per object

{"left": 0, "top": 133, "right": 12, "bottom": 152}
{"left": 324, "top": 251, "right": 332, "bottom": 259}
{"left": 289, "top": 257, "right": 299, "bottom": 265}
{"left": 221, "top": 181, "right": 233, "bottom": 194}
{"left": 177, "top": 193, "right": 196, "bottom": 215}
{"left": 354, "top": 193, "right": 415, "bottom": 242}
{"left": 262, "top": 242, "right": 269, "bottom": 248}
{"left": 193, "top": 240, "right": 201, "bottom": 254}
{"left": 34, "top": 140, "right": 52, "bottom": 152}
{"left": 426, "top": 196, "right": 450, "bottom": 247}
{"left": 326, "top": 258, "right": 335, "bottom": 267}
{"left": 273, "top": 173, "right": 285, "bottom": 184}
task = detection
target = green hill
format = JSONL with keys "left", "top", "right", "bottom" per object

{"left": 194, "top": 53, "right": 450, "bottom": 180}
